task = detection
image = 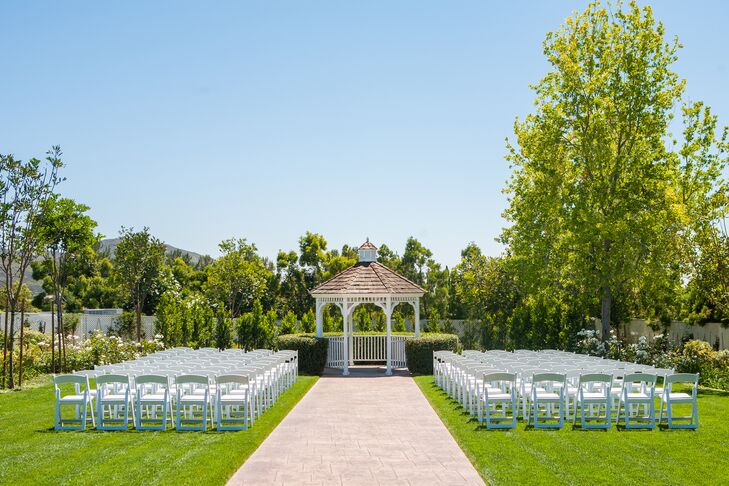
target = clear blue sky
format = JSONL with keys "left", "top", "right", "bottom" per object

{"left": 2, "top": 1, "right": 727, "bottom": 267}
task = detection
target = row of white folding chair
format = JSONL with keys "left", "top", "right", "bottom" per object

{"left": 434, "top": 356, "right": 699, "bottom": 430}
{"left": 56, "top": 373, "right": 247, "bottom": 431}
{"left": 86, "top": 350, "right": 296, "bottom": 422}
{"left": 60, "top": 359, "right": 297, "bottom": 431}
{"left": 436, "top": 351, "right": 679, "bottom": 424}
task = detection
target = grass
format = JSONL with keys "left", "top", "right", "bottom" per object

{"left": 0, "top": 375, "right": 318, "bottom": 485}
{"left": 414, "top": 375, "right": 729, "bottom": 485}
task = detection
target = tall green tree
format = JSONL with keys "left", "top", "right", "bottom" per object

{"left": 113, "top": 227, "right": 167, "bottom": 340}
{"left": 298, "top": 231, "right": 328, "bottom": 284}
{"left": 205, "top": 238, "right": 271, "bottom": 317}
{"left": 274, "top": 250, "right": 311, "bottom": 317}
{"left": 376, "top": 243, "right": 401, "bottom": 269}
{"left": 398, "top": 237, "right": 432, "bottom": 286}
{"left": 501, "top": 1, "right": 726, "bottom": 339}
{"left": 0, "top": 147, "right": 62, "bottom": 388}
{"left": 214, "top": 304, "right": 233, "bottom": 350}
{"left": 35, "top": 196, "right": 99, "bottom": 371}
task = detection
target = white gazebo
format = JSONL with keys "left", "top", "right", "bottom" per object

{"left": 310, "top": 239, "right": 425, "bottom": 376}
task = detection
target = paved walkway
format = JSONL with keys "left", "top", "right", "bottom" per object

{"left": 228, "top": 368, "right": 483, "bottom": 486}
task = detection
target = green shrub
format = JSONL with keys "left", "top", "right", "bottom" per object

{"left": 276, "top": 333, "right": 328, "bottom": 375}
{"left": 405, "top": 333, "right": 460, "bottom": 375}
{"left": 676, "top": 340, "right": 729, "bottom": 389}
{"left": 300, "top": 309, "right": 315, "bottom": 333}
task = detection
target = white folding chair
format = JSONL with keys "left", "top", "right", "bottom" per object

{"left": 96, "top": 374, "right": 134, "bottom": 431}
{"left": 617, "top": 373, "right": 656, "bottom": 429}
{"left": 658, "top": 373, "right": 699, "bottom": 429}
{"left": 478, "top": 372, "right": 518, "bottom": 429}
{"left": 216, "top": 374, "right": 251, "bottom": 431}
{"left": 526, "top": 373, "right": 567, "bottom": 429}
{"left": 134, "top": 374, "right": 172, "bottom": 430}
{"left": 175, "top": 375, "right": 212, "bottom": 431}
{"left": 54, "top": 375, "right": 95, "bottom": 431}
{"left": 574, "top": 373, "right": 612, "bottom": 429}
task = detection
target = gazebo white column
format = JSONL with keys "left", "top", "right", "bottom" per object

{"left": 341, "top": 297, "right": 349, "bottom": 376}
{"left": 385, "top": 295, "right": 393, "bottom": 375}
{"left": 315, "top": 299, "right": 323, "bottom": 337}
{"left": 414, "top": 297, "right": 421, "bottom": 337}
{"left": 348, "top": 306, "right": 354, "bottom": 367}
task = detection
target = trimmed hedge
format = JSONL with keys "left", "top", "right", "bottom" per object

{"left": 405, "top": 333, "right": 460, "bottom": 375}
{"left": 277, "top": 334, "right": 329, "bottom": 375}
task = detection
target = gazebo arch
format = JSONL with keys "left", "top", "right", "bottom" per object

{"left": 310, "top": 239, "right": 425, "bottom": 376}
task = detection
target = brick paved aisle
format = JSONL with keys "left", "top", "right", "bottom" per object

{"left": 228, "top": 369, "right": 484, "bottom": 486}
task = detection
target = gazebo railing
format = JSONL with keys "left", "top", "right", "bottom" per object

{"left": 326, "top": 336, "right": 346, "bottom": 369}
{"left": 325, "top": 335, "right": 407, "bottom": 369}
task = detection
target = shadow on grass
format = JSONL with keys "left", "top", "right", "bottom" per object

{"left": 698, "top": 387, "right": 729, "bottom": 398}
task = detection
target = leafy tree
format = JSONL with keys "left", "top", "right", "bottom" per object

{"left": 280, "top": 310, "right": 297, "bottom": 335}
{"left": 426, "top": 309, "right": 441, "bottom": 333}
{"left": 298, "top": 231, "right": 328, "bottom": 283}
{"left": 321, "top": 248, "right": 357, "bottom": 282}
{"left": 214, "top": 304, "right": 233, "bottom": 350}
{"left": 205, "top": 238, "right": 270, "bottom": 317}
{"left": 274, "top": 249, "right": 312, "bottom": 317}
{"left": 392, "top": 310, "right": 406, "bottom": 332}
{"left": 353, "top": 306, "right": 370, "bottom": 332}
{"left": 154, "top": 291, "right": 181, "bottom": 346}
{"left": 0, "top": 146, "right": 62, "bottom": 388}
{"left": 323, "top": 309, "right": 340, "bottom": 332}
{"left": 248, "top": 299, "right": 265, "bottom": 349}
{"left": 377, "top": 243, "right": 401, "bottom": 269}
{"left": 260, "top": 309, "right": 278, "bottom": 349}
{"left": 35, "top": 196, "right": 99, "bottom": 371}
{"left": 398, "top": 237, "right": 437, "bottom": 316}
{"left": 236, "top": 312, "right": 253, "bottom": 350}
{"left": 185, "top": 293, "right": 214, "bottom": 347}
{"left": 399, "top": 237, "right": 433, "bottom": 286}
{"left": 372, "top": 310, "right": 385, "bottom": 333}
{"left": 113, "top": 227, "right": 167, "bottom": 340}
{"left": 501, "top": 1, "right": 725, "bottom": 339}
{"left": 300, "top": 308, "right": 315, "bottom": 333}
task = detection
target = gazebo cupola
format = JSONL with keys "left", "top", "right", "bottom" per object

{"left": 358, "top": 238, "right": 377, "bottom": 262}
{"left": 309, "top": 239, "right": 425, "bottom": 376}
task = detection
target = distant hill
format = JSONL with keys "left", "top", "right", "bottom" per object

{"left": 0, "top": 239, "right": 208, "bottom": 297}
{"left": 1, "top": 264, "right": 44, "bottom": 295}
{"left": 98, "top": 238, "right": 207, "bottom": 265}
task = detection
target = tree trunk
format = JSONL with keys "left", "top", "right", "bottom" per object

{"left": 18, "top": 298, "right": 25, "bottom": 387}
{"left": 136, "top": 300, "right": 142, "bottom": 341}
{"left": 2, "top": 309, "right": 8, "bottom": 388}
{"left": 50, "top": 301, "right": 55, "bottom": 374}
{"left": 58, "top": 300, "right": 66, "bottom": 371}
{"left": 601, "top": 285, "right": 612, "bottom": 341}
{"left": 8, "top": 308, "right": 15, "bottom": 388}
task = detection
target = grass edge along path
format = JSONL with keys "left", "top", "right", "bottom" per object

{"left": 414, "top": 375, "right": 729, "bottom": 486}
{"left": 0, "top": 375, "right": 318, "bottom": 486}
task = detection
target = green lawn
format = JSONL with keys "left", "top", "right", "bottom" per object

{"left": 0, "top": 375, "right": 318, "bottom": 486}
{"left": 414, "top": 376, "right": 729, "bottom": 485}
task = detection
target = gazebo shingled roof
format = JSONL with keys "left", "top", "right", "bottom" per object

{"left": 310, "top": 261, "right": 425, "bottom": 295}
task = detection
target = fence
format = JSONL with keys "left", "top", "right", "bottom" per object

{"left": 9, "top": 312, "right": 156, "bottom": 340}
{"left": 325, "top": 334, "right": 407, "bottom": 369}
{"left": 617, "top": 319, "right": 729, "bottom": 350}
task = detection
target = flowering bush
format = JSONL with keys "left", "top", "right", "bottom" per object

{"left": 1, "top": 329, "right": 165, "bottom": 387}
{"left": 576, "top": 329, "right": 677, "bottom": 367}
{"left": 575, "top": 329, "right": 605, "bottom": 356}
{"left": 575, "top": 330, "right": 729, "bottom": 390}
